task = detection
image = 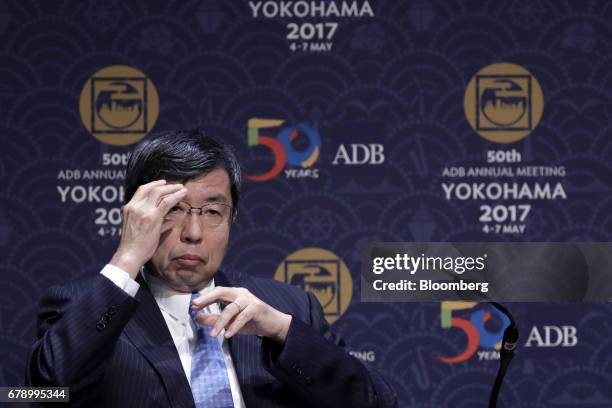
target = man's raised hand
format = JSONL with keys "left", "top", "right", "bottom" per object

{"left": 110, "top": 180, "right": 187, "bottom": 278}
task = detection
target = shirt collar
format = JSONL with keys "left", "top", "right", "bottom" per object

{"left": 143, "top": 270, "right": 216, "bottom": 321}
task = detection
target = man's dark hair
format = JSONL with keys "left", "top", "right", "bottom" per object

{"left": 124, "top": 128, "right": 242, "bottom": 208}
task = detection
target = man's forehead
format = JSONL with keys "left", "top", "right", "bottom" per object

{"left": 181, "top": 169, "right": 231, "bottom": 202}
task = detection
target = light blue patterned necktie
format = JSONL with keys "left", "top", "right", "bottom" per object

{"left": 189, "top": 292, "right": 234, "bottom": 408}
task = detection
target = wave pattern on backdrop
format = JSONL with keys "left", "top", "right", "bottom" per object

{"left": 2, "top": 0, "right": 612, "bottom": 406}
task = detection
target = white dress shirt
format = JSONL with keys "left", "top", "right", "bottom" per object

{"left": 101, "top": 264, "right": 246, "bottom": 407}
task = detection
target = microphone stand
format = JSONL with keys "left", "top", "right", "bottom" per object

{"left": 488, "top": 302, "right": 519, "bottom": 408}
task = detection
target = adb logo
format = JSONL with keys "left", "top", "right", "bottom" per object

{"left": 438, "top": 301, "right": 509, "bottom": 364}
{"left": 79, "top": 65, "right": 159, "bottom": 146}
{"left": 274, "top": 248, "right": 352, "bottom": 324}
{"left": 246, "top": 118, "right": 321, "bottom": 181}
{"left": 464, "top": 62, "right": 543, "bottom": 143}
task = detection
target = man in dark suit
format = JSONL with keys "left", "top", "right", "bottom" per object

{"left": 26, "top": 129, "right": 397, "bottom": 407}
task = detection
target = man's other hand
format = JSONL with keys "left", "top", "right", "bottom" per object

{"left": 191, "top": 287, "right": 293, "bottom": 344}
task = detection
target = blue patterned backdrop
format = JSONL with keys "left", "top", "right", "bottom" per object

{"left": 2, "top": 0, "right": 612, "bottom": 406}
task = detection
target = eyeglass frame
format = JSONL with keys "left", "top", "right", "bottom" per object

{"left": 164, "top": 201, "right": 236, "bottom": 227}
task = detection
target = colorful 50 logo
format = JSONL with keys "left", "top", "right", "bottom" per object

{"left": 439, "top": 301, "right": 510, "bottom": 364}
{"left": 246, "top": 118, "right": 321, "bottom": 181}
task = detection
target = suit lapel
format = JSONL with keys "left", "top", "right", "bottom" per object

{"left": 123, "top": 275, "right": 194, "bottom": 408}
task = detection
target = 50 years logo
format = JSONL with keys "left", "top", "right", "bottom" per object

{"left": 246, "top": 118, "right": 321, "bottom": 181}
{"left": 438, "top": 301, "right": 509, "bottom": 364}
{"left": 464, "top": 62, "right": 543, "bottom": 143}
{"left": 79, "top": 65, "right": 159, "bottom": 146}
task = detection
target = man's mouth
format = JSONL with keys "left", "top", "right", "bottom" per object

{"left": 175, "top": 254, "right": 203, "bottom": 266}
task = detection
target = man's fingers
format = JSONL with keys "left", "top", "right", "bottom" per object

{"left": 191, "top": 286, "right": 241, "bottom": 309}
{"left": 224, "top": 305, "right": 252, "bottom": 338}
{"left": 131, "top": 179, "right": 166, "bottom": 201}
{"left": 147, "top": 183, "right": 185, "bottom": 206}
{"left": 195, "top": 313, "right": 218, "bottom": 327}
{"left": 157, "top": 187, "right": 188, "bottom": 212}
{"left": 210, "top": 302, "right": 241, "bottom": 337}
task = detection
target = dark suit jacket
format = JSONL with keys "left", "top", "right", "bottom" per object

{"left": 26, "top": 271, "right": 397, "bottom": 407}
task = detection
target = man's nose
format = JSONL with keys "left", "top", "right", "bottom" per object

{"left": 180, "top": 213, "right": 203, "bottom": 243}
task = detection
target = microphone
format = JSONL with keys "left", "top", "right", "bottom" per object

{"left": 488, "top": 302, "right": 519, "bottom": 408}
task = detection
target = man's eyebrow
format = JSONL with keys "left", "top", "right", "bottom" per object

{"left": 202, "top": 194, "right": 229, "bottom": 203}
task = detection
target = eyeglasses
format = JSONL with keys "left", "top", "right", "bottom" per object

{"left": 165, "top": 202, "right": 234, "bottom": 227}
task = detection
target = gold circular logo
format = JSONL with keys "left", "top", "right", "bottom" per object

{"left": 274, "top": 247, "right": 352, "bottom": 324}
{"left": 464, "top": 62, "right": 543, "bottom": 143}
{"left": 79, "top": 65, "right": 159, "bottom": 146}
